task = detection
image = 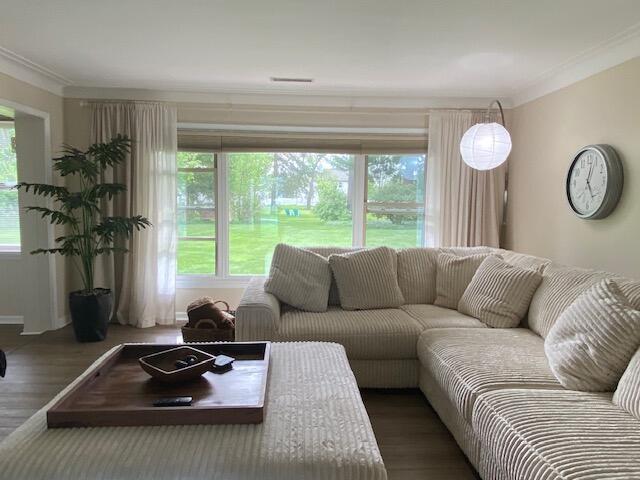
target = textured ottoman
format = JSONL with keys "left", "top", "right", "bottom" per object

{"left": 0, "top": 342, "right": 387, "bottom": 480}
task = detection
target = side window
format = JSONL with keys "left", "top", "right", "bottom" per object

{"left": 0, "top": 122, "right": 20, "bottom": 252}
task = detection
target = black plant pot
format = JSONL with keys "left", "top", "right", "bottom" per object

{"left": 69, "top": 288, "right": 113, "bottom": 342}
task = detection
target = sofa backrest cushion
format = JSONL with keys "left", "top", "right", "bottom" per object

{"left": 329, "top": 246, "right": 405, "bottom": 310}
{"left": 544, "top": 279, "right": 640, "bottom": 391}
{"left": 613, "top": 346, "right": 640, "bottom": 419}
{"left": 396, "top": 248, "right": 438, "bottom": 304}
{"left": 264, "top": 244, "right": 332, "bottom": 312}
{"left": 458, "top": 255, "right": 543, "bottom": 328}
{"left": 434, "top": 252, "right": 496, "bottom": 309}
{"left": 306, "top": 247, "right": 363, "bottom": 306}
{"left": 439, "top": 246, "right": 497, "bottom": 256}
{"left": 497, "top": 249, "right": 551, "bottom": 271}
{"left": 529, "top": 263, "right": 640, "bottom": 338}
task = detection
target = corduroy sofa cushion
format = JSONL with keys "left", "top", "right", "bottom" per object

{"left": 545, "top": 279, "right": 640, "bottom": 391}
{"left": 396, "top": 248, "right": 438, "bottom": 304}
{"left": 305, "top": 246, "right": 363, "bottom": 306}
{"left": 528, "top": 263, "right": 640, "bottom": 338}
{"left": 277, "top": 307, "right": 421, "bottom": 360}
{"left": 434, "top": 252, "right": 494, "bottom": 309}
{"left": 614, "top": 347, "right": 640, "bottom": 419}
{"left": 417, "top": 328, "right": 561, "bottom": 421}
{"left": 458, "top": 256, "right": 543, "bottom": 328}
{"left": 401, "top": 304, "right": 486, "bottom": 330}
{"left": 329, "top": 246, "right": 404, "bottom": 310}
{"left": 474, "top": 389, "right": 640, "bottom": 480}
{"left": 264, "top": 244, "right": 332, "bottom": 312}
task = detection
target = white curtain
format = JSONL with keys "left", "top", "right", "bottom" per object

{"left": 90, "top": 102, "right": 177, "bottom": 328}
{"left": 425, "top": 110, "right": 506, "bottom": 248}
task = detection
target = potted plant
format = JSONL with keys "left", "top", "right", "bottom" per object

{"left": 17, "top": 135, "right": 151, "bottom": 342}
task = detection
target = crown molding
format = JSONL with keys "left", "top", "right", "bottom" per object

{"left": 512, "top": 22, "right": 640, "bottom": 107}
{"left": 3, "top": 20, "right": 639, "bottom": 109}
{"left": 0, "top": 46, "right": 72, "bottom": 97}
{"left": 65, "top": 86, "right": 510, "bottom": 110}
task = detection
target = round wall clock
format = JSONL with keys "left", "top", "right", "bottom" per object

{"left": 566, "top": 144, "right": 623, "bottom": 219}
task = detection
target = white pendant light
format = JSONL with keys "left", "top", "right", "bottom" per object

{"left": 460, "top": 100, "right": 511, "bottom": 171}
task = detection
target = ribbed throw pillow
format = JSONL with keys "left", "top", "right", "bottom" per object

{"left": 458, "top": 256, "right": 543, "bottom": 328}
{"left": 329, "top": 247, "right": 404, "bottom": 310}
{"left": 613, "top": 347, "right": 640, "bottom": 419}
{"left": 434, "top": 253, "right": 493, "bottom": 309}
{"left": 545, "top": 279, "right": 640, "bottom": 391}
{"left": 396, "top": 248, "right": 438, "bottom": 304}
{"left": 264, "top": 244, "right": 332, "bottom": 312}
{"left": 305, "top": 247, "right": 363, "bottom": 306}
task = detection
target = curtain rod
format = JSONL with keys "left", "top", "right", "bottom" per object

{"left": 79, "top": 100, "right": 174, "bottom": 107}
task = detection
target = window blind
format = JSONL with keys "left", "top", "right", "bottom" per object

{"left": 177, "top": 128, "right": 427, "bottom": 154}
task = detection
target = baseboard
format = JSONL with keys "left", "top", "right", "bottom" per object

{"left": 20, "top": 329, "right": 46, "bottom": 335}
{"left": 176, "top": 312, "right": 188, "bottom": 323}
{"left": 0, "top": 315, "right": 24, "bottom": 325}
{"left": 54, "top": 315, "right": 71, "bottom": 330}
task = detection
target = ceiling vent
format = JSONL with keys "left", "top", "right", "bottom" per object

{"left": 270, "top": 77, "right": 313, "bottom": 83}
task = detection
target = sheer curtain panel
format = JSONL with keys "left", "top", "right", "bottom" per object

{"left": 90, "top": 102, "right": 177, "bottom": 327}
{"left": 426, "top": 110, "right": 506, "bottom": 248}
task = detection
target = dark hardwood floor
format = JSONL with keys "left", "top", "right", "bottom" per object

{"left": 0, "top": 324, "right": 477, "bottom": 480}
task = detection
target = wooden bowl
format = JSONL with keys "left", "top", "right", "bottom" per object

{"left": 139, "top": 346, "right": 215, "bottom": 383}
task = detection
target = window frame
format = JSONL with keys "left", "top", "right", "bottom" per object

{"left": 363, "top": 154, "right": 426, "bottom": 247}
{"left": 176, "top": 150, "right": 218, "bottom": 280}
{"left": 0, "top": 121, "right": 21, "bottom": 255}
{"left": 176, "top": 151, "right": 427, "bottom": 288}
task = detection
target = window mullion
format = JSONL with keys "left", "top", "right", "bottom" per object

{"left": 352, "top": 154, "right": 366, "bottom": 247}
{"left": 216, "top": 152, "right": 229, "bottom": 278}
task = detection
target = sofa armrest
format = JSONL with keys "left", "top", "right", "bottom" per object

{"left": 235, "top": 277, "right": 281, "bottom": 341}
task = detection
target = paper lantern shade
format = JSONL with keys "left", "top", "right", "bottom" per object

{"left": 460, "top": 122, "right": 512, "bottom": 170}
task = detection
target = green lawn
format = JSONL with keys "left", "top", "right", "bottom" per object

{"left": 3, "top": 207, "right": 421, "bottom": 275}
{"left": 179, "top": 206, "right": 421, "bottom": 275}
{"left": 0, "top": 224, "right": 20, "bottom": 246}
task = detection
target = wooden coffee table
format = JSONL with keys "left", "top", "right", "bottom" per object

{"left": 0, "top": 342, "right": 387, "bottom": 480}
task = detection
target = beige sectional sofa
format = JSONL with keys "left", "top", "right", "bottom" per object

{"left": 236, "top": 246, "right": 640, "bottom": 479}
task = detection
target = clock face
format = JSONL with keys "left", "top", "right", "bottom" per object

{"left": 566, "top": 144, "right": 623, "bottom": 219}
{"left": 568, "top": 149, "right": 607, "bottom": 217}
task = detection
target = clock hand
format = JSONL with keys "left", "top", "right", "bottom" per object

{"left": 587, "top": 162, "right": 594, "bottom": 184}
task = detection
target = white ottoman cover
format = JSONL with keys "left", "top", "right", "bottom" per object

{"left": 0, "top": 342, "right": 387, "bottom": 480}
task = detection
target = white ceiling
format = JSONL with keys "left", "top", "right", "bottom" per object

{"left": 1, "top": 0, "right": 639, "bottom": 102}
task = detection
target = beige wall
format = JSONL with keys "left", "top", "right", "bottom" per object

{"left": 0, "top": 72, "right": 67, "bottom": 323}
{"left": 506, "top": 58, "right": 640, "bottom": 278}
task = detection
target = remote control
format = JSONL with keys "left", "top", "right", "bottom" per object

{"left": 153, "top": 396, "right": 193, "bottom": 407}
{"left": 211, "top": 354, "right": 235, "bottom": 374}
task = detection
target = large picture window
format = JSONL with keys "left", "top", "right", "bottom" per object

{"left": 176, "top": 150, "right": 426, "bottom": 281}
{"left": 0, "top": 122, "right": 20, "bottom": 253}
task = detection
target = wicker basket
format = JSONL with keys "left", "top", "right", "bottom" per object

{"left": 182, "top": 299, "right": 236, "bottom": 343}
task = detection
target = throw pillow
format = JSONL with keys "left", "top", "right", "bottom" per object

{"left": 396, "top": 248, "right": 438, "bottom": 304}
{"left": 264, "top": 244, "right": 332, "bottom": 312}
{"left": 613, "top": 346, "right": 640, "bottom": 419}
{"left": 458, "top": 256, "right": 543, "bottom": 328}
{"left": 305, "top": 247, "right": 363, "bottom": 306}
{"left": 544, "top": 279, "right": 640, "bottom": 391}
{"left": 329, "top": 246, "right": 404, "bottom": 310}
{"left": 434, "top": 253, "right": 493, "bottom": 309}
